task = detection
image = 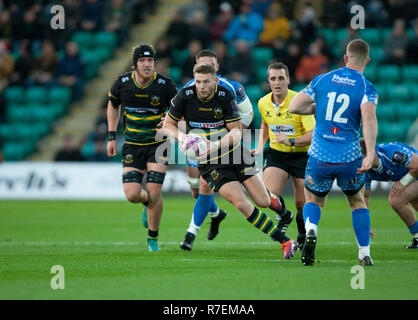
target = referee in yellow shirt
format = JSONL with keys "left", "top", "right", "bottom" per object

{"left": 252, "top": 62, "right": 315, "bottom": 250}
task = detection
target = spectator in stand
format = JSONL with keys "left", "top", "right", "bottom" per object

{"left": 15, "top": 7, "right": 43, "bottom": 41}
{"left": 166, "top": 10, "right": 190, "bottom": 50}
{"left": 295, "top": 41, "right": 329, "bottom": 84}
{"left": 251, "top": 0, "right": 272, "bottom": 16}
{"left": 384, "top": 19, "right": 409, "bottom": 65}
{"left": 213, "top": 40, "right": 232, "bottom": 76}
{"left": 54, "top": 134, "right": 85, "bottom": 162}
{"left": 210, "top": 2, "right": 234, "bottom": 41}
{"left": 155, "top": 36, "right": 172, "bottom": 61}
{"left": 105, "top": 0, "right": 131, "bottom": 45}
{"left": 181, "top": 39, "right": 202, "bottom": 84}
{"left": 88, "top": 139, "right": 108, "bottom": 162}
{"left": 10, "top": 39, "right": 32, "bottom": 86}
{"left": 387, "top": 0, "right": 410, "bottom": 22}
{"left": 188, "top": 11, "right": 210, "bottom": 48}
{"left": 259, "top": 3, "right": 291, "bottom": 46}
{"left": 223, "top": 0, "right": 264, "bottom": 47}
{"left": 80, "top": 0, "right": 104, "bottom": 31}
{"left": 281, "top": 42, "right": 302, "bottom": 86}
{"left": 0, "top": 41, "right": 14, "bottom": 87}
{"left": 0, "top": 10, "right": 13, "bottom": 39}
{"left": 28, "top": 40, "right": 57, "bottom": 87}
{"left": 62, "top": 0, "right": 81, "bottom": 31}
{"left": 293, "top": 3, "right": 317, "bottom": 46}
{"left": 0, "top": 85, "right": 6, "bottom": 124}
{"left": 407, "top": 18, "right": 418, "bottom": 64}
{"left": 228, "top": 40, "right": 254, "bottom": 86}
{"left": 321, "top": 0, "right": 346, "bottom": 28}
{"left": 365, "top": 0, "right": 389, "bottom": 27}
{"left": 316, "top": 35, "right": 334, "bottom": 65}
{"left": 56, "top": 41, "right": 85, "bottom": 101}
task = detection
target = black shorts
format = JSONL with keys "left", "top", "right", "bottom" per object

{"left": 122, "top": 141, "right": 169, "bottom": 170}
{"left": 263, "top": 148, "right": 308, "bottom": 179}
{"left": 200, "top": 162, "right": 259, "bottom": 192}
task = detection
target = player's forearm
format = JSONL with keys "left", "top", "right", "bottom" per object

{"left": 293, "top": 130, "right": 313, "bottom": 147}
{"left": 161, "top": 119, "right": 180, "bottom": 141}
{"left": 218, "top": 127, "right": 242, "bottom": 149}
{"left": 258, "top": 122, "right": 269, "bottom": 150}
{"left": 289, "top": 92, "right": 315, "bottom": 115}
{"left": 362, "top": 113, "right": 378, "bottom": 159}
{"left": 107, "top": 102, "right": 120, "bottom": 131}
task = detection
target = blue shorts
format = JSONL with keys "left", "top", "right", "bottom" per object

{"left": 304, "top": 157, "right": 365, "bottom": 197}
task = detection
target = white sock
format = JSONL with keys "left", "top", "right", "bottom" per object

{"left": 187, "top": 218, "right": 200, "bottom": 235}
{"left": 413, "top": 232, "right": 418, "bottom": 239}
{"left": 358, "top": 245, "right": 371, "bottom": 260}
{"left": 305, "top": 217, "right": 318, "bottom": 236}
{"left": 209, "top": 207, "right": 220, "bottom": 218}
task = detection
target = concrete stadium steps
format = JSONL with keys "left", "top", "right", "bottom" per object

{"left": 29, "top": 0, "right": 191, "bottom": 161}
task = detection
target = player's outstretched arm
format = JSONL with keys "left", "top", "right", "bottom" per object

{"left": 160, "top": 114, "right": 182, "bottom": 141}
{"left": 107, "top": 101, "right": 120, "bottom": 157}
{"left": 289, "top": 91, "right": 316, "bottom": 115}
{"left": 358, "top": 102, "right": 377, "bottom": 173}
{"left": 251, "top": 120, "right": 268, "bottom": 155}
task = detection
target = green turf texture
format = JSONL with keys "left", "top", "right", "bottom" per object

{"left": 0, "top": 195, "right": 416, "bottom": 300}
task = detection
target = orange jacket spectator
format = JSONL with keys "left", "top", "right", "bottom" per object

{"left": 295, "top": 42, "right": 329, "bottom": 83}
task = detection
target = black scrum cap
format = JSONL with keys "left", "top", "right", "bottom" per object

{"left": 132, "top": 44, "right": 155, "bottom": 67}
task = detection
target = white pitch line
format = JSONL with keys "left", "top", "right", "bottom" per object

{"left": 0, "top": 241, "right": 410, "bottom": 246}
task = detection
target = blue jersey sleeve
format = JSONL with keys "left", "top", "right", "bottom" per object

{"left": 361, "top": 81, "right": 378, "bottom": 106}
{"left": 302, "top": 75, "right": 321, "bottom": 100}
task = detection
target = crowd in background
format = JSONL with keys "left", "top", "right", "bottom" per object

{"left": 1, "top": 0, "right": 418, "bottom": 162}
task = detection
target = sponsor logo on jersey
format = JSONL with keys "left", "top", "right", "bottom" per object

{"left": 150, "top": 95, "right": 160, "bottom": 106}
{"left": 189, "top": 120, "right": 225, "bottom": 129}
{"left": 158, "top": 78, "right": 166, "bottom": 85}
{"left": 122, "top": 77, "right": 129, "bottom": 83}
{"left": 331, "top": 127, "right": 339, "bottom": 135}
{"left": 322, "top": 134, "right": 346, "bottom": 140}
{"left": 331, "top": 74, "right": 356, "bottom": 86}
{"left": 268, "top": 124, "right": 296, "bottom": 135}
{"left": 125, "top": 106, "right": 160, "bottom": 114}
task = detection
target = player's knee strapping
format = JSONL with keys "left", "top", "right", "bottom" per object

{"left": 147, "top": 171, "right": 166, "bottom": 184}
{"left": 187, "top": 176, "right": 200, "bottom": 189}
{"left": 122, "top": 171, "right": 144, "bottom": 184}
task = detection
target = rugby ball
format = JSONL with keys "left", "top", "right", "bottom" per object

{"left": 181, "top": 134, "right": 207, "bottom": 160}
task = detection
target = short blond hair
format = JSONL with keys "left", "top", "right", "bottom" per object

{"left": 346, "top": 39, "right": 369, "bottom": 65}
{"left": 193, "top": 63, "right": 216, "bottom": 76}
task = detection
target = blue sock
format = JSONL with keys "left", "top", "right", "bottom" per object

{"left": 352, "top": 208, "right": 370, "bottom": 247}
{"left": 210, "top": 194, "right": 218, "bottom": 213}
{"left": 303, "top": 202, "right": 321, "bottom": 225}
{"left": 408, "top": 221, "right": 418, "bottom": 235}
{"left": 192, "top": 194, "right": 213, "bottom": 227}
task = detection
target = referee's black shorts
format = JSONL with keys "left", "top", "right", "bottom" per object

{"left": 263, "top": 147, "right": 308, "bottom": 179}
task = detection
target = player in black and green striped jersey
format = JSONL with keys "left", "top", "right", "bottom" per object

{"left": 107, "top": 44, "right": 177, "bottom": 251}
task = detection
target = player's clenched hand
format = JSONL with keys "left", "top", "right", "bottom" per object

{"left": 107, "top": 140, "right": 117, "bottom": 157}
{"left": 156, "top": 114, "right": 166, "bottom": 128}
{"left": 251, "top": 148, "right": 262, "bottom": 156}
{"left": 357, "top": 155, "right": 374, "bottom": 173}
{"left": 195, "top": 139, "right": 216, "bottom": 162}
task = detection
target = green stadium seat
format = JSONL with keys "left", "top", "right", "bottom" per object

{"left": 407, "top": 83, "right": 418, "bottom": 101}
{"left": 290, "top": 83, "right": 307, "bottom": 92}
{"left": 364, "top": 64, "right": 378, "bottom": 83}
{"left": 46, "top": 103, "right": 67, "bottom": 117}
{"left": 256, "top": 65, "right": 268, "bottom": 83}
{"left": 378, "top": 65, "right": 401, "bottom": 82}
{"left": 94, "top": 31, "right": 116, "bottom": 50}
{"left": 4, "top": 86, "right": 25, "bottom": 104}
{"left": 381, "top": 122, "right": 406, "bottom": 141}
{"left": 387, "top": 84, "right": 410, "bottom": 102}
{"left": 172, "top": 49, "right": 189, "bottom": 67}
{"left": 15, "top": 125, "right": 39, "bottom": 142}
{"left": 382, "top": 28, "right": 392, "bottom": 42}
{"left": 245, "top": 84, "right": 264, "bottom": 102}
{"left": 402, "top": 66, "right": 418, "bottom": 82}
{"left": 94, "top": 47, "right": 112, "bottom": 63}
{"left": 32, "top": 105, "right": 56, "bottom": 123}
{"left": 369, "top": 46, "right": 385, "bottom": 64}
{"left": 72, "top": 31, "right": 93, "bottom": 50}
{"left": 7, "top": 105, "right": 32, "bottom": 123}
{"left": 376, "top": 103, "right": 395, "bottom": 121}
{"left": 334, "top": 28, "right": 348, "bottom": 42}
{"left": 48, "top": 87, "right": 71, "bottom": 105}
{"left": 319, "top": 28, "right": 336, "bottom": 45}
{"left": 252, "top": 47, "right": 273, "bottom": 66}
{"left": 169, "top": 66, "right": 182, "bottom": 86}
{"left": 359, "top": 29, "right": 382, "bottom": 46}
{"left": 0, "top": 124, "right": 17, "bottom": 141}
{"left": 26, "top": 86, "right": 47, "bottom": 104}
{"left": 81, "top": 49, "right": 100, "bottom": 79}
{"left": 2, "top": 142, "right": 30, "bottom": 161}
{"left": 401, "top": 103, "right": 418, "bottom": 119}
{"left": 250, "top": 99, "right": 262, "bottom": 129}
{"left": 81, "top": 141, "right": 95, "bottom": 158}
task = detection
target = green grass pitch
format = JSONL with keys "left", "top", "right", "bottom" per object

{"left": 0, "top": 195, "right": 416, "bottom": 300}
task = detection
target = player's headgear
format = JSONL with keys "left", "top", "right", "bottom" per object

{"left": 132, "top": 44, "right": 155, "bottom": 68}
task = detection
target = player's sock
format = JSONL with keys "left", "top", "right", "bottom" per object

{"left": 296, "top": 209, "right": 306, "bottom": 236}
{"left": 268, "top": 192, "right": 284, "bottom": 215}
{"left": 352, "top": 208, "right": 371, "bottom": 260}
{"left": 303, "top": 202, "right": 321, "bottom": 235}
{"left": 186, "top": 194, "right": 212, "bottom": 235}
{"left": 208, "top": 194, "right": 220, "bottom": 218}
{"left": 407, "top": 221, "right": 418, "bottom": 237}
{"left": 148, "top": 229, "right": 158, "bottom": 240}
{"left": 247, "top": 207, "right": 290, "bottom": 243}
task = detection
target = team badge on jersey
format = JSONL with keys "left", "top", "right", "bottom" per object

{"left": 213, "top": 107, "right": 223, "bottom": 119}
{"left": 331, "top": 127, "right": 339, "bottom": 135}
{"left": 211, "top": 170, "right": 220, "bottom": 180}
{"left": 150, "top": 95, "right": 160, "bottom": 106}
{"left": 124, "top": 154, "right": 134, "bottom": 164}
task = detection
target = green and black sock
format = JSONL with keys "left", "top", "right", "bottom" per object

{"left": 246, "top": 207, "right": 289, "bottom": 243}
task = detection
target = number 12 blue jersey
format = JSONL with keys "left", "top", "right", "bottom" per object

{"left": 303, "top": 67, "right": 378, "bottom": 163}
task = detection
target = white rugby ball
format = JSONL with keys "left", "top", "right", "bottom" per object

{"left": 182, "top": 134, "right": 207, "bottom": 160}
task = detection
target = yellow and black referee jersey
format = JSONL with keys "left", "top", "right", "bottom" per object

{"left": 257, "top": 89, "right": 315, "bottom": 153}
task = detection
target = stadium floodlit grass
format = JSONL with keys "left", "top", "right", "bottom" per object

{"left": 0, "top": 195, "right": 417, "bottom": 300}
